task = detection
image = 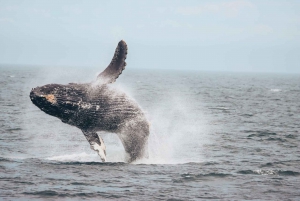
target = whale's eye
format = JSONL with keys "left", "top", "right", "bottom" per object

{"left": 44, "top": 94, "right": 56, "bottom": 104}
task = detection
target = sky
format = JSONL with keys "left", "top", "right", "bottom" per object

{"left": 0, "top": 0, "right": 299, "bottom": 73}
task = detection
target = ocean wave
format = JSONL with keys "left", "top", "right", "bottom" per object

{"left": 56, "top": 161, "right": 126, "bottom": 166}
{"left": 246, "top": 130, "right": 277, "bottom": 137}
{"left": 0, "top": 157, "right": 11, "bottom": 162}
{"left": 22, "top": 190, "right": 117, "bottom": 198}
{"left": 173, "top": 172, "right": 231, "bottom": 183}
{"left": 266, "top": 137, "right": 286, "bottom": 142}
{"left": 237, "top": 169, "right": 300, "bottom": 176}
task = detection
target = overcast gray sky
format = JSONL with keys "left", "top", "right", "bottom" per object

{"left": 0, "top": 0, "right": 299, "bottom": 73}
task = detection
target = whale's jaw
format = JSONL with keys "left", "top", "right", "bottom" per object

{"left": 30, "top": 86, "right": 58, "bottom": 116}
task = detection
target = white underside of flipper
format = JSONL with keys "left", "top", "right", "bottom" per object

{"left": 90, "top": 138, "right": 106, "bottom": 162}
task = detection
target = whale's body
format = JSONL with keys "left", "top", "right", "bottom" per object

{"left": 30, "top": 41, "right": 149, "bottom": 162}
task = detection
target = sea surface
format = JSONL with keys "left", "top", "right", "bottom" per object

{"left": 0, "top": 66, "right": 300, "bottom": 200}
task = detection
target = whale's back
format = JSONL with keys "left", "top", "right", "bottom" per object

{"left": 72, "top": 85, "right": 145, "bottom": 131}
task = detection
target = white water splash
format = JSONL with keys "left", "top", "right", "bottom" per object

{"left": 46, "top": 152, "right": 100, "bottom": 162}
{"left": 130, "top": 89, "right": 210, "bottom": 164}
{"left": 253, "top": 169, "right": 277, "bottom": 175}
{"left": 24, "top": 68, "right": 211, "bottom": 165}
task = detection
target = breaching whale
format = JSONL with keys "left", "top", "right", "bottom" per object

{"left": 30, "top": 40, "right": 149, "bottom": 163}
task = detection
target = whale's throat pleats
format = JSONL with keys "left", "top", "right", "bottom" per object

{"left": 97, "top": 40, "right": 127, "bottom": 84}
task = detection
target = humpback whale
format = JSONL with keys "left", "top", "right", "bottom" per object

{"left": 30, "top": 40, "right": 149, "bottom": 163}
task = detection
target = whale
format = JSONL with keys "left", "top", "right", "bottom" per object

{"left": 30, "top": 40, "right": 149, "bottom": 163}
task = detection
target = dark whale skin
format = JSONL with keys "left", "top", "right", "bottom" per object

{"left": 30, "top": 41, "right": 149, "bottom": 163}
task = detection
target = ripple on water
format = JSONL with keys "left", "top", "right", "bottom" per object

{"left": 237, "top": 169, "right": 300, "bottom": 176}
{"left": 246, "top": 130, "right": 277, "bottom": 137}
{"left": 173, "top": 172, "right": 231, "bottom": 183}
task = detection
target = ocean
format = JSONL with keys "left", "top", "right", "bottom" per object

{"left": 0, "top": 66, "right": 299, "bottom": 200}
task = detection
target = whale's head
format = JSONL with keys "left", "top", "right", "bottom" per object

{"left": 30, "top": 83, "right": 82, "bottom": 122}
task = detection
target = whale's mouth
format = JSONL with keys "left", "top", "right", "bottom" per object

{"left": 30, "top": 87, "right": 44, "bottom": 104}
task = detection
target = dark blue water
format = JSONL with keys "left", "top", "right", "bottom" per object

{"left": 1, "top": 66, "right": 300, "bottom": 200}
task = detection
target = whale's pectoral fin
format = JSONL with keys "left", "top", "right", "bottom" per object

{"left": 82, "top": 130, "right": 106, "bottom": 162}
{"left": 97, "top": 40, "right": 127, "bottom": 84}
